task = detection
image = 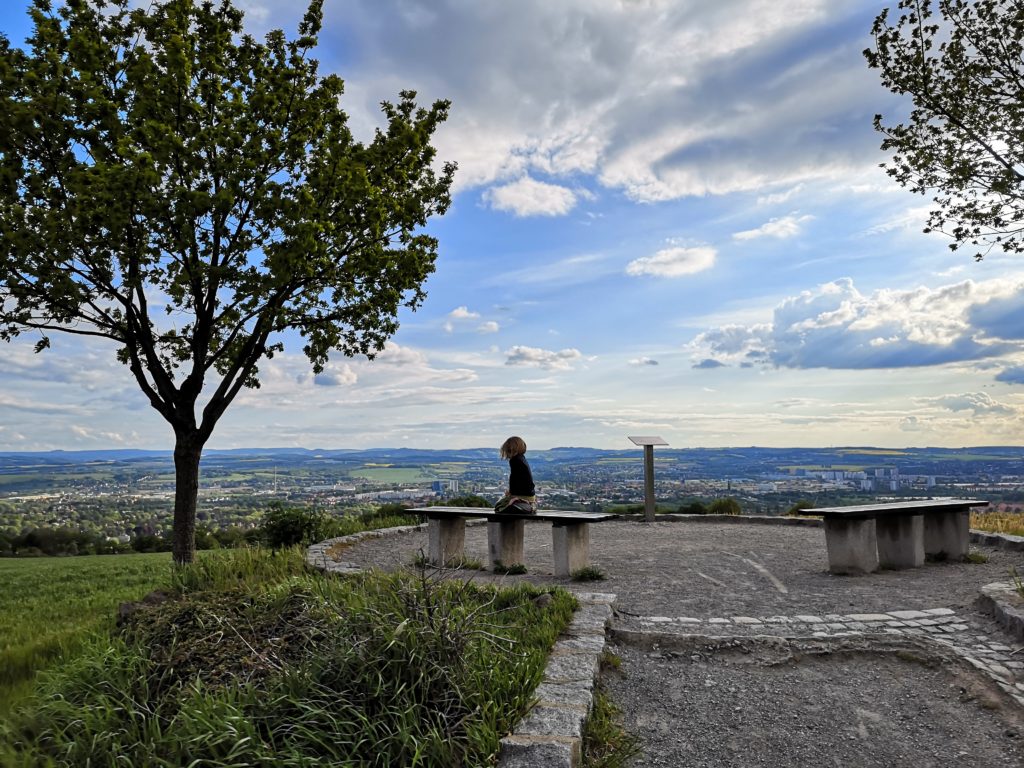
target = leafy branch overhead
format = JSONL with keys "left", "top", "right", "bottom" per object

{"left": 0, "top": 0, "right": 454, "bottom": 437}
{"left": 0, "top": 0, "right": 454, "bottom": 563}
{"left": 865, "top": 0, "right": 1024, "bottom": 259}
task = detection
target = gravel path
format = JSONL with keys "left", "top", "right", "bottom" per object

{"left": 329, "top": 518, "right": 1024, "bottom": 765}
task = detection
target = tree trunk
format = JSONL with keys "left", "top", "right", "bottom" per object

{"left": 172, "top": 430, "right": 205, "bottom": 564}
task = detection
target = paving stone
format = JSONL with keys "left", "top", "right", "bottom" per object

{"left": 795, "top": 615, "right": 823, "bottom": 623}
{"left": 516, "top": 705, "right": 587, "bottom": 739}
{"left": 732, "top": 617, "right": 761, "bottom": 624}
{"left": 889, "top": 610, "right": 930, "bottom": 620}
{"left": 675, "top": 617, "right": 701, "bottom": 624}
{"left": 844, "top": 613, "right": 892, "bottom": 622}
{"left": 827, "top": 623, "right": 847, "bottom": 631}
{"left": 886, "top": 621, "right": 907, "bottom": 627}
{"left": 708, "top": 618, "right": 729, "bottom": 624}
{"left": 950, "top": 624, "right": 970, "bottom": 631}
{"left": 923, "top": 607, "right": 956, "bottom": 616}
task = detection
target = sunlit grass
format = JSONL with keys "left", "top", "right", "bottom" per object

{"left": 970, "top": 511, "right": 1024, "bottom": 537}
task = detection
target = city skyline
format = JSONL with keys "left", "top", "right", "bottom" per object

{"left": 1, "top": 0, "right": 1022, "bottom": 452}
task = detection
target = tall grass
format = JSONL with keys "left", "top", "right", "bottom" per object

{"left": 0, "top": 553, "right": 170, "bottom": 698}
{"left": 1, "top": 548, "right": 576, "bottom": 767}
{"left": 970, "top": 511, "right": 1024, "bottom": 537}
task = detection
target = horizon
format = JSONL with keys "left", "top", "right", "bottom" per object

{"left": 1, "top": 1, "right": 1022, "bottom": 452}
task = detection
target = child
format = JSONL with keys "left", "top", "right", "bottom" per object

{"left": 494, "top": 436, "right": 537, "bottom": 514}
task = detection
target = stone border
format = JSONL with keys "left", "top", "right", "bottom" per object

{"left": 499, "top": 592, "right": 615, "bottom": 768}
{"left": 971, "top": 530, "right": 1024, "bottom": 551}
{"left": 977, "top": 581, "right": 1024, "bottom": 642}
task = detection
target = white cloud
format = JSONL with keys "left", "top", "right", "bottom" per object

{"left": 925, "top": 392, "right": 1018, "bottom": 417}
{"left": 733, "top": 214, "right": 813, "bottom": 241}
{"left": 626, "top": 246, "right": 716, "bottom": 278}
{"left": 504, "top": 345, "right": 582, "bottom": 370}
{"left": 487, "top": 253, "right": 612, "bottom": 288}
{"left": 757, "top": 184, "right": 805, "bottom": 206}
{"left": 448, "top": 306, "right": 480, "bottom": 320}
{"left": 330, "top": 0, "right": 889, "bottom": 202}
{"left": 477, "top": 321, "right": 500, "bottom": 334}
{"left": 313, "top": 363, "right": 358, "bottom": 387}
{"left": 483, "top": 176, "right": 577, "bottom": 217}
{"left": 629, "top": 357, "right": 659, "bottom": 366}
{"left": 691, "top": 276, "right": 1024, "bottom": 370}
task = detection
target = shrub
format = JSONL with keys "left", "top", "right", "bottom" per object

{"left": 786, "top": 500, "right": 815, "bottom": 516}
{"left": 571, "top": 566, "right": 606, "bottom": 582}
{"left": 707, "top": 497, "right": 741, "bottom": 516}
{"left": 678, "top": 501, "right": 707, "bottom": 515}
{"left": 259, "top": 504, "right": 333, "bottom": 549}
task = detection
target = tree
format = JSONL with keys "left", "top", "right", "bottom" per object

{"left": 864, "top": 0, "right": 1024, "bottom": 259}
{"left": 0, "top": 0, "right": 454, "bottom": 563}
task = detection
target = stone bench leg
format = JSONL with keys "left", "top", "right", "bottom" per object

{"left": 553, "top": 522, "right": 589, "bottom": 578}
{"left": 428, "top": 517, "right": 465, "bottom": 566}
{"left": 487, "top": 519, "right": 525, "bottom": 567}
{"left": 824, "top": 517, "right": 878, "bottom": 575}
{"left": 924, "top": 510, "right": 969, "bottom": 561}
{"left": 875, "top": 514, "right": 924, "bottom": 569}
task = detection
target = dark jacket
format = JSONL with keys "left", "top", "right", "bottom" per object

{"left": 508, "top": 454, "right": 535, "bottom": 496}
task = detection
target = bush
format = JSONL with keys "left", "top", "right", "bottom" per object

{"left": 443, "top": 495, "right": 491, "bottom": 508}
{"left": 786, "top": 499, "right": 815, "bottom": 516}
{"left": 678, "top": 501, "right": 707, "bottom": 515}
{"left": 259, "top": 504, "right": 333, "bottom": 549}
{"left": 707, "top": 497, "right": 741, "bottom": 516}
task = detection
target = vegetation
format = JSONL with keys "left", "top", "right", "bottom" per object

{"left": 0, "top": 552, "right": 170, "bottom": 712}
{"left": 865, "top": 0, "right": 1024, "bottom": 259}
{"left": 0, "top": 548, "right": 576, "bottom": 766}
{"left": 571, "top": 566, "right": 607, "bottom": 582}
{"left": 0, "top": 0, "right": 454, "bottom": 563}
{"left": 678, "top": 500, "right": 708, "bottom": 514}
{"left": 583, "top": 651, "right": 640, "bottom": 768}
{"left": 492, "top": 561, "right": 528, "bottom": 575}
{"left": 707, "top": 497, "right": 742, "bottom": 515}
{"left": 786, "top": 499, "right": 816, "bottom": 516}
{"left": 970, "top": 510, "right": 1024, "bottom": 537}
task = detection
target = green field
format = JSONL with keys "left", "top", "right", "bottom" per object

{"left": 0, "top": 553, "right": 171, "bottom": 712}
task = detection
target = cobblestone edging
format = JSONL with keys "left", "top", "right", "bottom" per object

{"left": 611, "top": 606, "right": 1024, "bottom": 709}
{"left": 971, "top": 531, "right": 1024, "bottom": 551}
{"left": 498, "top": 592, "right": 615, "bottom": 768}
{"left": 978, "top": 581, "right": 1024, "bottom": 642}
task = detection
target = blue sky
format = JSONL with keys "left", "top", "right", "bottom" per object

{"left": 2, "top": 0, "right": 1023, "bottom": 451}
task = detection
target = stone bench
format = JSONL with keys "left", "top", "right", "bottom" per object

{"left": 408, "top": 507, "right": 618, "bottom": 578}
{"left": 804, "top": 498, "right": 989, "bottom": 575}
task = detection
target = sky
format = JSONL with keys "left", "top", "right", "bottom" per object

{"left": 1, "top": 0, "right": 1023, "bottom": 452}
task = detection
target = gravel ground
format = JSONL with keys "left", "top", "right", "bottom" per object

{"left": 333, "top": 519, "right": 1024, "bottom": 618}
{"left": 328, "top": 518, "right": 1024, "bottom": 765}
{"left": 603, "top": 636, "right": 1024, "bottom": 768}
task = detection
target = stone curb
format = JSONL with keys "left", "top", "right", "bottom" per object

{"left": 498, "top": 591, "right": 616, "bottom": 768}
{"left": 305, "top": 519, "right": 491, "bottom": 574}
{"left": 970, "top": 530, "right": 1024, "bottom": 552}
{"left": 634, "top": 513, "right": 823, "bottom": 526}
{"left": 977, "top": 581, "right": 1024, "bottom": 643}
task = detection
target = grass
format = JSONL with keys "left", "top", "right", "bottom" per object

{"left": 965, "top": 551, "right": 989, "bottom": 564}
{"left": 583, "top": 651, "right": 641, "bottom": 768}
{"left": 493, "top": 561, "right": 528, "bottom": 575}
{"left": 571, "top": 565, "right": 607, "bottom": 582}
{"left": 411, "top": 551, "right": 484, "bottom": 570}
{"left": 0, "top": 552, "right": 171, "bottom": 709}
{"left": 0, "top": 547, "right": 577, "bottom": 767}
{"left": 971, "top": 511, "right": 1024, "bottom": 537}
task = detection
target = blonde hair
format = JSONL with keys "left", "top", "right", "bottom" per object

{"left": 500, "top": 436, "right": 527, "bottom": 459}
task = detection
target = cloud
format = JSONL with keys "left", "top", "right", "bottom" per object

{"left": 448, "top": 306, "right": 480, "bottom": 320}
{"left": 482, "top": 176, "right": 577, "bottom": 217}
{"left": 926, "top": 392, "right": 1017, "bottom": 417}
{"left": 332, "top": 0, "right": 890, "bottom": 202}
{"left": 690, "top": 276, "right": 1024, "bottom": 370}
{"left": 629, "top": 357, "right": 659, "bottom": 366}
{"left": 487, "top": 253, "right": 613, "bottom": 288}
{"left": 733, "top": 214, "right": 813, "bottom": 240}
{"left": 626, "top": 246, "right": 716, "bottom": 278}
{"left": 693, "top": 358, "right": 726, "bottom": 369}
{"left": 757, "top": 184, "right": 804, "bottom": 206}
{"left": 504, "top": 345, "right": 582, "bottom": 370}
{"left": 313, "top": 363, "right": 358, "bottom": 387}
{"left": 477, "top": 321, "right": 500, "bottom": 334}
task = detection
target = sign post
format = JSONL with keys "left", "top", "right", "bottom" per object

{"left": 627, "top": 436, "right": 668, "bottom": 523}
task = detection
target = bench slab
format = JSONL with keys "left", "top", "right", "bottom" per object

{"left": 408, "top": 507, "right": 617, "bottom": 577}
